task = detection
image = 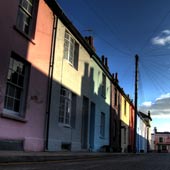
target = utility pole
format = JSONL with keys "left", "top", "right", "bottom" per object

{"left": 134, "top": 54, "right": 139, "bottom": 153}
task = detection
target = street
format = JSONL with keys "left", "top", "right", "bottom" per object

{"left": 0, "top": 153, "right": 170, "bottom": 170}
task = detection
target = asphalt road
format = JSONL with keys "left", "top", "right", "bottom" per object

{"left": 0, "top": 153, "right": 170, "bottom": 170}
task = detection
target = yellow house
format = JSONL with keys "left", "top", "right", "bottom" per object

{"left": 120, "top": 91, "right": 131, "bottom": 152}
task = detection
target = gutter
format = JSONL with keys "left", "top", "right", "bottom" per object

{"left": 45, "top": 14, "right": 58, "bottom": 150}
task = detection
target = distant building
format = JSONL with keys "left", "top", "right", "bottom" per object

{"left": 151, "top": 128, "right": 170, "bottom": 153}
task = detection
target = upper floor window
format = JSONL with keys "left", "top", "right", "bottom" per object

{"left": 64, "top": 31, "right": 79, "bottom": 70}
{"left": 159, "top": 137, "right": 163, "bottom": 143}
{"left": 4, "top": 52, "right": 30, "bottom": 117}
{"left": 101, "top": 73, "right": 106, "bottom": 98}
{"left": 124, "top": 100, "right": 126, "bottom": 116}
{"left": 16, "top": 0, "right": 35, "bottom": 36}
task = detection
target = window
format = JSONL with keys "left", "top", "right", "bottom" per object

{"left": 64, "top": 31, "right": 79, "bottom": 69}
{"left": 159, "top": 137, "right": 163, "bottom": 143}
{"left": 100, "top": 112, "right": 105, "bottom": 138}
{"left": 16, "top": 0, "right": 34, "bottom": 35}
{"left": 114, "top": 88, "right": 117, "bottom": 106}
{"left": 59, "top": 87, "right": 72, "bottom": 126}
{"left": 124, "top": 100, "right": 126, "bottom": 116}
{"left": 101, "top": 73, "right": 106, "bottom": 98}
{"left": 4, "top": 53, "right": 30, "bottom": 116}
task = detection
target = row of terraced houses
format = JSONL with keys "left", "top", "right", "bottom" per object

{"left": 0, "top": 0, "right": 152, "bottom": 152}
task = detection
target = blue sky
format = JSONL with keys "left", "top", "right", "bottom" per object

{"left": 56, "top": 0, "right": 170, "bottom": 132}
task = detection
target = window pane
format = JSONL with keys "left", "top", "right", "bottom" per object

{"left": 7, "top": 84, "right": 15, "bottom": 97}
{"left": 14, "top": 99, "right": 20, "bottom": 112}
{"left": 15, "top": 88, "right": 22, "bottom": 99}
{"left": 6, "top": 97, "right": 14, "bottom": 110}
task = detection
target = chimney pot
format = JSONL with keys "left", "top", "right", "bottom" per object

{"left": 105, "top": 57, "right": 108, "bottom": 68}
{"left": 101, "top": 55, "right": 105, "bottom": 64}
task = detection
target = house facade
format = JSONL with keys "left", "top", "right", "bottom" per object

{"left": 152, "top": 128, "right": 170, "bottom": 153}
{"left": 136, "top": 111, "right": 152, "bottom": 152}
{"left": 45, "top": 0, "right": 111, "bottom": 151}
{"left": 120, "top": 92, "right": 130, "bottom": 152}
{"left": 110, "top": 73, "right": 121, "bottom": 152}
{"left": 0, "top": 0, "right": 53, "bottom": 151}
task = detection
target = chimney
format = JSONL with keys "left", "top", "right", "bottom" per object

{"left": 115, "top": 72, "right": 119, "bottom": 83}
{"left": 101, "top": 55, "right": 105, "bottom": 64}
{"left": 154, "top": 127, "right": 157, "bottom": 133}
{"left": 105, "top": 57, "right": 108, "bottom": 69}
{"left": 84, "top": 36, "right": 95, "bottom": 51}
{"left": 112, "top": 73, "right": 114, "bottom": 79}
{"left": 88, "top": 36, "right": 93, "bottom": 47}
{"left": 148, "top": 110, "right": 151, "bottom": 118}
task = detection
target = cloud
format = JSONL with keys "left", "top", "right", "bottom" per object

{"left": 139, "top": 93, "right": 170, "bottom": 118}
{"left": 151, "top": 29, "right": 170, "bottom": 46}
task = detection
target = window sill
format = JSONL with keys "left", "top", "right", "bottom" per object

{"left": 1, "top": 112, "right": 27, "bottom": 123}
{"left": 99, "top": 136, "right": 105, "bottom": 139}
{"left": 13, "top": 26, "right": 36, "bottom": 45}
{"left": 58, "top": 123, "right": 71, "bottom": 128}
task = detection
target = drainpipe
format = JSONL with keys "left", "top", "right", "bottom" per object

{"left": 45, "top": 14, "right": 58, "bottom": 151}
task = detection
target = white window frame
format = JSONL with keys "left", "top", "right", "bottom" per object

{"left": 58, "top": 87, "right": 72, "bottom": 126}
{"left": 4, "top": 54, "right": 29, "bottom": 117}
{"left": 64, "top": 31, "right": 76, "bottom": 66}
{"left": 100, "top": 112, "right": 105, "bottom": 138}
{"left": 16, "top": 0, "right": 34, "bottom": 35}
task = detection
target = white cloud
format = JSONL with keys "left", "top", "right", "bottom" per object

{"left": 139, "top": 93, "right": 170, "bottom": 117}
{"left": 141, "top": 101, "right": 152, "bottom": 107}
{"left": 151, "top": 29, "right": 170, "bottom": 46}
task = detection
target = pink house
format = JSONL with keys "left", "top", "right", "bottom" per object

{"left": 152, "top": 128, "right": 170, "bottom": 153}
{"left": 0, "top": 0, "right": 53, "bottom": 151}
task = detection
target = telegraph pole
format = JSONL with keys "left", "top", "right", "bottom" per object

{"left": 134, "top": 54, "right": 139, "bottom": 153}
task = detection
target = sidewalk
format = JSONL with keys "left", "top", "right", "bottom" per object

{"left": 0, "top": 151, "right": 137, "bottom": 163}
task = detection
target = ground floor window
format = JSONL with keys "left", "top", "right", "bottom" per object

{"left": 4, "top": 52, "right": 30, "bottom": 117}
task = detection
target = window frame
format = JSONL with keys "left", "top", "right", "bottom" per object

{"left": 16, "top": 0, "right": 38, "bottom": 39}
{"left": 63, "top": 31, "right": 79, "bottom": 69}
{"left": 159, "top": 137, "right": 163, "bottom": 143}
{"left": 3, "top": 52, "right": 30, "bottom": 118}
{"left": 124, "top": 99, "right": 126, "bottom": 116}
{"left": 58, "top": 87, "right": 72, "bottom": 126}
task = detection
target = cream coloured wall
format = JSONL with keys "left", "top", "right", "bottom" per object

{"left": 53, "top": 20, "right": 91, "bottom": 96}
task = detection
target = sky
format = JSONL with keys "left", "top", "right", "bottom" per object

{"left": 56, "top": 0, "right": 170, "bottom": 132}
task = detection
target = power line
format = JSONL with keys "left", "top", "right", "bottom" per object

{"left": 80, "top": 0, "right": 133, "bottom": 56}
{"left": 139, "top": 8, "right": 170, "bottom": 53}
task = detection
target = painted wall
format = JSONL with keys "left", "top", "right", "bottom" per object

{"left": 154, "top": 133, "right": 170, "bottom": 152}
{"left": 48, "top": 19, "right": 92, "bottom": 151}
{"left": 129, "top": 104, "right": 135, "bottom": 152}
{"left": 90, "top": 59, "right": 111, "bottom": 151}
{"left": 0, "top": 0, "right": 53, "bottom": 151}
{"left": 136, "top": 115, "right": 148, "bottom": 152}
{"left": 120, "top": 95, "right": 130, "bottom": 152}
{"left": 47, "top": 15, "right": 111, "bottom": 151}
{"left": 110, "top": 83, "right": 121, "bottom": 152}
